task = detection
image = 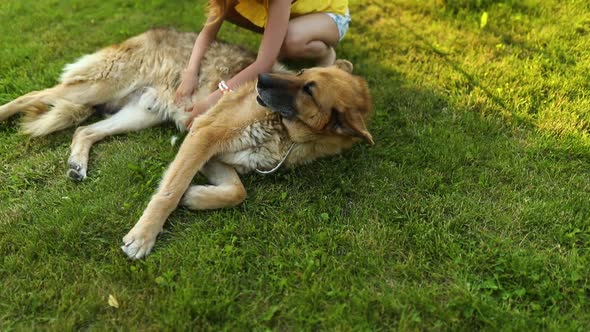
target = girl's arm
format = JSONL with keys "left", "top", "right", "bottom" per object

{"left": 175, "top": 13, "right": 226, "bottom": 103}
{"left": 198, "top": 0, "right": 292, "bottom": 110}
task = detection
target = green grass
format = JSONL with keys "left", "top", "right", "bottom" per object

{"left": 1, "top": 0, "right": 589, "bottom": 330}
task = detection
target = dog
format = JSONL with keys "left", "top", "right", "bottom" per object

{"left": 0, "top": 28, "right": 374, "bottom": 259}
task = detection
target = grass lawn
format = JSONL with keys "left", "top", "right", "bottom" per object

{"left": 1, "top": 0, "right": 589, "bottom": 329}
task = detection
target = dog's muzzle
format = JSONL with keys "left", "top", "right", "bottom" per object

{"left": 256, "top": 74, "right": 297, "bottom": 119}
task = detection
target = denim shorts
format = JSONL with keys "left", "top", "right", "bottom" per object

{"left": 325, "top": 9, "right": 351, "bottom": 42}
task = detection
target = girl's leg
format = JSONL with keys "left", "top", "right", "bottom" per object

{"left": 281, "top": 13, "right": 340, "bottom": 66}
{"left": 226, "top": 7, "right": 340, "bottom": 67}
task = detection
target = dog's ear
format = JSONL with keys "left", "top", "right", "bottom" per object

{"left": 331, "top": 75, "right": 374, "bottom": 145}
{"left": 334, "top": 59, "right": 353, "bottom": 73}
{"left": 333, "top": 108, "right": 374, "bottom": 145}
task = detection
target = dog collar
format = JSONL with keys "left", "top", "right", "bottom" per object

{"left": 255, "top": 143, "right": 296, "bottom": 175}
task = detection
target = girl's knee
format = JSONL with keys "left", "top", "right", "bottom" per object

{"left": 281, "top": 29, "right": 306, "bottom": 58}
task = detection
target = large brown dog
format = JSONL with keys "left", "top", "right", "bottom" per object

{"left": 0, "top": 29, "right": 373, "bottom": 259}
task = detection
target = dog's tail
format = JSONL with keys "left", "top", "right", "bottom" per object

{"left": 20, "top": 99, "right": 94, "bottom": 137}
{"left": 0, "top": 85, "right": 96, "bottom": 137}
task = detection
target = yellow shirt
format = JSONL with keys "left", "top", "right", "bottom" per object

{"left": 235, "top": 0, "right": 348, "bottom": 28}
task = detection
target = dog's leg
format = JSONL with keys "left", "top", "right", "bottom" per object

{"left": 121, "top": 125, "right": 223, "bottom": 259}
{"left": 67, "top": 100, "right": 164, "bottom": 181}
{"left": 181, "top": 160, "right": 246, "bottom": 210}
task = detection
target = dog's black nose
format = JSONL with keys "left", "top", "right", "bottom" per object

{"left": 257, "top": 73, "right": 272, "bottom": 89}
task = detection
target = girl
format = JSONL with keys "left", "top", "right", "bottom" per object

{"left": 175, "top": 0, "right": 351, "bottom": 127}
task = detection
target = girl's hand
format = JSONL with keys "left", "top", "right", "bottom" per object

{"left": 184, "top": 99, "right": 209, "bottom": 129}
{"left": 174, "top": 72, "right": 199, "bottom": 106}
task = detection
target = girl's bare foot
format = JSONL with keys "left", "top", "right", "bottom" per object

{"left": 317, "top": 46, "right": 336, "bottom": 67}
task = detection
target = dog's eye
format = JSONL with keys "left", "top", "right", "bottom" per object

{"left": 296, "top": 69, "right": 305, "bottom": 76}
{"left": 302, "top": 81, "right": 315, "bottom": 96}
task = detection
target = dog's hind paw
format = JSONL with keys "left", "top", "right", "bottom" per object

{"left": 67, "top": 162, "right": 86, "bottom": 181}
{"left": 121, "top": 227, "right": 158, "bottom": 259}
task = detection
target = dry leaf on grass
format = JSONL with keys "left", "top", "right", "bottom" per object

{"left": 108, "top": 294, "right": 119, "bottom": 308}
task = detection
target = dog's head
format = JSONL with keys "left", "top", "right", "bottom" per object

{"left": 256, "top": 60, "right": 374, "bottom": 145}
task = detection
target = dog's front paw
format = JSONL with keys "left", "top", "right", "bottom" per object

{"left": 121, "top": 225, "right": 161, "bottom": 259}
